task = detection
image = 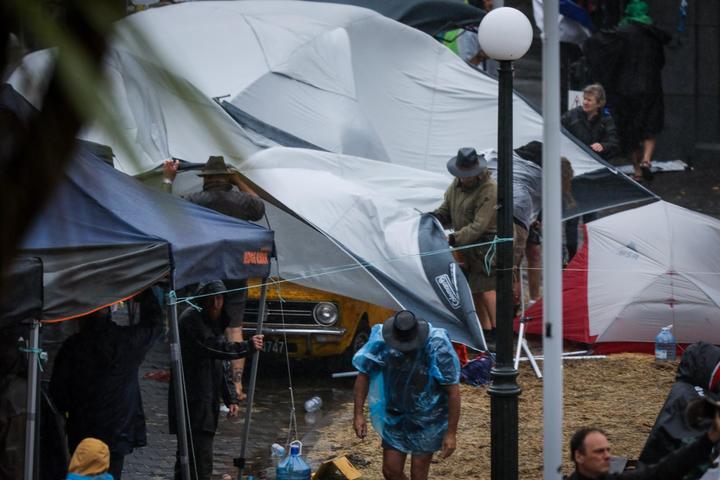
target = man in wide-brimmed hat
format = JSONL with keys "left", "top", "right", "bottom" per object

{"left": 352, "top": 310, "right": 461, "bottom": 480}
{"left": 432, "top": 147, "right": 498, "bottom": 344}
{"left": 163, "top": 155, "right": 265, "bottom": 401}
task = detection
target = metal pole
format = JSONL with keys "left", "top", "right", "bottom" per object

{"left": 542, "top": 0, "right": 564, "bottom": 477}
{"left": 236, "top": 281, "right": 269, "bottom": 479}
{"left": 168, "top": 279, "right": 191, "bottom": 480}
{"left": 489, "top": 59, "right": 521, "bottom": 480}
{"left": 24, "top": 320, "right": 40, "bottom": 480}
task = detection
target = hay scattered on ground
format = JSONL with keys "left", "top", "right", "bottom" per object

{"left": 308, "top": 354, "right": 678, "bottom": 479}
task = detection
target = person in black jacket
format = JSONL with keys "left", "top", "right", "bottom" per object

{"left": 50, "top": 288, "right": 163, "bottom": 480}
{"left": 562, "top": 83, "right": 617, "bottom": 262}
{"left": 566, "top": 410, "right": 720, "bottom": 479}
{"left": 169, "top": 280, "right": 263, "bottom": 480}
{"left": 562, "top": 84, "right": 619, "bottom": 162}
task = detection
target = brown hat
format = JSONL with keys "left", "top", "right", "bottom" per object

{"left": 68, "top": 438, "right": 110, "bottom": 476}
{"left": 447, "top": 148, "right": 487, "bottom": 178}
{"left": 197, "top": 155, "right": 233, "bottom": 176}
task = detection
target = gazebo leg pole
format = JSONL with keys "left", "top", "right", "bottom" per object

{"left": 168, "top": 279, "right": 191, "bottom": 480}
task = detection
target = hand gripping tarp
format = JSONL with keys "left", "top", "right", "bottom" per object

{"left": 353, "top": 324, "right": 460, "bottom": 453}
{"left": 18, "top": 142, "right": 274, "bottom": 321}
{"left": 240, "top": 147, "right": 487, "bottom": 349}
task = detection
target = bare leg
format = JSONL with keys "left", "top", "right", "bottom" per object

{"left": 480, "top": 290, "right": 497, "bottom": 329}
{"left": 226, "top": 326, "right": 246, "bottom": 401}
{"left": 473, "top": 292, "right": 492, "bottom": 331}
{"left": 631, "top": 149, "right": 642, "bottom": 178}
{"left": 409, "top": 453, "right": 433, "bottom": 480}
{"left": 382, "top": 449, "right": 408, "bottom": 480}
{"left": 526, "top": 243, "right": 542, "bottom": 301}
{"left": 641, "top": 137, "right": 656, "bottom": 167}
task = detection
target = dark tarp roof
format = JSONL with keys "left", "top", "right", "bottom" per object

{"left": 19, "top": 142, "right": 274, "bottom": 321}
{"left": 304, "top": 0, "right": 485, "bottom": 34}
{"left": 0, "top": 257, "right": 43, "bottom": 329}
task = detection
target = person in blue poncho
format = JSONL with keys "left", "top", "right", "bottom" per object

{"left": 352, "top": 310, "right": 461, "bottom": 480}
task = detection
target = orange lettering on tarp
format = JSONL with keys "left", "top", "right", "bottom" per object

{"left": 243, "top": 251, "right": 269, "bottom": 265}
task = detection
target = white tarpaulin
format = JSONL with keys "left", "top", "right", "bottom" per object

{"left": 10, "top": 1, "right": 648, "bottom": 178}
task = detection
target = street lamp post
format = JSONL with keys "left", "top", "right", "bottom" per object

{"left": 477, "top": 8, "right": 533, "bottom": 480}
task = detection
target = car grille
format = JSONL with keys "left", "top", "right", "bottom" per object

{"left": 244, "top": 300, "right": 320, "bottom": 326}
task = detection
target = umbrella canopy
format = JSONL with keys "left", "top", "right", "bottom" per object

{"left": 9, "top": 1, "right": 653, "bottom": 218}
{"left": 520, "top": 201, "right": 720, "bottom": 352}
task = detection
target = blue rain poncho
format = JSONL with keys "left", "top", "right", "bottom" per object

{"left": 352, "top": 323, "right": 460, "bottom": 453}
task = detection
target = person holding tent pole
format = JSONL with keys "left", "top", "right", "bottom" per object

{"left": 168, "top": 280, "right": 264, "bottom": 480}
{"left": 163, "top": 156, "right": 265, "bottom": 402}
{"left": 352, "top": 310, "right": 461, "bottom": 480}
{"left": 432, "top": 148, "right": 498, "bottom": 346}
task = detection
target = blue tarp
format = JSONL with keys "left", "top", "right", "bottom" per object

{"left": 19, "top": 143, "right": 274, "bottom": 320}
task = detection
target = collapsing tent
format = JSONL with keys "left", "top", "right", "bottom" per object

{"left": 9, "top": 1, "right": 654, "bottom": 216}
{"left": 6, "top": 1, "right": 653, "bottom": 347}
{"left": 8, "top": 138, "right": 274, "bottom": 479}
{"left": 520, "top": 201, "right": 720, "bottom": 353}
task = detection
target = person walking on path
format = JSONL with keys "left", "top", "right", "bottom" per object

{"left": 163, "top": 155, "right": 265, "bottom": 401}
{"left": 432, "top": 148, "right": 498, "bottom": 344}
{"left": 352, "top": 310, "right": 461, "bottom": 480}
{"left": 169, "top": 280, "right": 263, "bottom": 480}
{"left": 50, "top": 289, "right": 163, "bottom": 480}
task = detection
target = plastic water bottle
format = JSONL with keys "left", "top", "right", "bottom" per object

{"left": 276, "top": 441, "right": 311, "bottom": 480}
{"left": 655, "top": 326, "right": 676, "bottom": 361}
{"left": 271, "top": 443, "right": 285, "bottom": 467}
{"left": 304, "top": 396, "right": 322, "bottom": 413}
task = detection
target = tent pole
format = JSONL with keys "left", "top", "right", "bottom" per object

{"left": 236, "top": 280, "right": 268, "bottom": 480}
{"left": 24, "top": 319, "right": 40, "bottom": 480}
{"left": 542, "top": 0, "right": 564, "bottom": 478}
{"left": 168, "top": 279, "right": 191, "bottom": 480}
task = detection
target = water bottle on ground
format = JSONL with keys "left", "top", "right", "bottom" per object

{"left": 271, "top": 443, "right": 285, "bottom": 467}
{"left": 655, "top": 326, "right": 676, "bottom": 361}
{"left": 276, "top": 440, "right": 311, "bottom": 480}
{"left": 304, "top": 396, "right": 322, "bottom": 413}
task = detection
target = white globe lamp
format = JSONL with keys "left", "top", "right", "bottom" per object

{"left": 477, "top": 7, "right": 533, "bottom": 61}
{"left": 480, "top": 6, "right": 534, "bottom": 480}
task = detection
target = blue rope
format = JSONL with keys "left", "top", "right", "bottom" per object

{"left": 169, "top": 236, "right": 513, "bottom": 304}
{"left": 168, "top": 290, "right": 203, "bottom": 311}
{"left": 18, "top": 346, "right": 46, "bottom": 372}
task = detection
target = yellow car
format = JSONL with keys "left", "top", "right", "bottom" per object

{"left": 243, "top": 279, "right": 394, "bottom": 360}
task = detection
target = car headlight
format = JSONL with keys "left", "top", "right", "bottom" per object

{"left": 313, "top": 302, "right": 339, "bottom": 326}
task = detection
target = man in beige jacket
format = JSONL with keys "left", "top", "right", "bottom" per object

{"left": 433, "top": 148, "right": 498, "bottom": 344}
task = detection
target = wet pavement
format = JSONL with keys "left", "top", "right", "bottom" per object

{"left": 123, "top": 340, "right": 355, "bottom": 480}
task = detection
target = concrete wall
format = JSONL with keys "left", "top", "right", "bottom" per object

{"left": 655, "top": 0, "right": 720, "bottom": 162}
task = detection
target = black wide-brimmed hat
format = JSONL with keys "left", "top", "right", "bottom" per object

{"left": 197, "top": 155, "right": 234, "bottom": 176}
{"left": 382, "top": 310, "right": 429, "bottom": 352}
{"left": 447, "top": 147, "right": 487, "bottom": 178}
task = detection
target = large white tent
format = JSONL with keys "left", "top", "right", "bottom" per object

{"left": 6, "top": 1, "right": 655, "bottom": 348}
{"left": 522, "top": 201, "right": 720, "bottom": 352}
